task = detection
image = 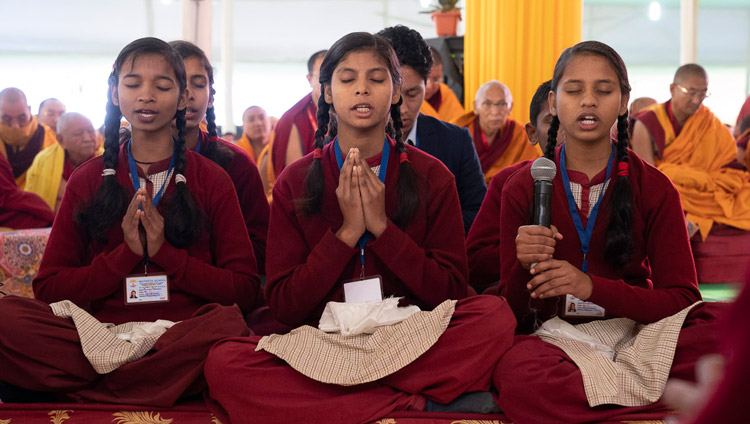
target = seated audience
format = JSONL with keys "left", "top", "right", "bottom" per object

{"left": 37, "top": 98, "right": 66, "bottom": 137}
{"left": 0, "top": 87, "right": 58, "bottom": 188}
{"left": 453, "top": 80, "right": 541, "bottom": 184}
{"left": 26, "top": 112, "right": 102, "bottom": 211}
{"left": 378, "top": 25, "right": 485, "bottom": 234}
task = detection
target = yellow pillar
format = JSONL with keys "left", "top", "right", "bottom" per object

{"left": 464, "top": 0, "right": 582, "bottom": 125}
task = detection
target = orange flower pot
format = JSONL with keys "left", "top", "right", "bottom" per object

{"left": 431, "top": 9, "right": 462, "bottom": 37}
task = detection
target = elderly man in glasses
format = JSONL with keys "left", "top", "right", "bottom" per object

{"left": 453, "top": 80, "right": 541, "bottom": 184}
{"left": 631, "top": 64, "right": 750, "bottom": 241}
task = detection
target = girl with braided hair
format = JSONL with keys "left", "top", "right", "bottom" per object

{"left": 491, "top": 40, "right": 724, "bottom": 423}
{"left": 169, "top": 40, "right": 269, "bottom": 276}
{"left": 203, "top": 32, "right": 515, "bottom": 424}
{"left": 0, "top": 37, "right": 257, "bottom": 405}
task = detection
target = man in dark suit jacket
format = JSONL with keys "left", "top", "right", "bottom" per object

{"left": 378, "top": 25, "right": 486, "bottom": 234}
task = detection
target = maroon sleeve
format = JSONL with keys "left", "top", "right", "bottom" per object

{"left": 585, "top": 174, "right": 701, "bottom": 323}
{"left": 33, "top": 185, "right": 144, "bottom": 305}
{"left": 225, "top": 142, "right": 269, "bottom": 275}
{"left": 264, "top": 178, "right": 358, "bottom": 326}
{"left": 148, "top": 169, "right": 261, "bottom": 313}
{"left": 368, "top": 173, "right": 469, "bottom": 307}
{"left": 466, "top": 164, "right": 522, "bottom": 289}
{"left": 0, "top": 154, "right": 54, "bottom": 228}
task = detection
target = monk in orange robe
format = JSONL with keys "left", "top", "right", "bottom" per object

{"left": 270, "top": 50, "right": 327, "bottom": 177}
{"left": 0, "top": 88, "right": 57, "bottom": 189}
{"left": 236, "top": 105, "right": 272, "bottom": 163}
{"left": 632, "top": 64, "right": 750, "bottom": 240}
{"left": 420, "top": 47, "right": 465, "bottom": 123}
{"left": 37, "top": 98, "right": 66, "bottom": 137}
{"left": 452, "top": 80, "right": 541, "bottom": 184}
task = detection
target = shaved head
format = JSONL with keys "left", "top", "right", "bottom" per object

{"left": 474, "top": 80, "right": 513, "bottom": 110}
{"left": 0, "top": 87, "right": 28, "bottom": 106}
{"left": 629, "top": 97, "right": 657, "bottom": 115}
{"left": 56, "top": 112, "right": 89, "bottom": 135}
{"left": 674, "top": 63, "right": 707, "bottom": 84}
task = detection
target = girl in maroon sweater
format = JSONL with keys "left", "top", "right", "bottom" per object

{"left": 0, "top": 37, "right": 256, "bottom": 406}
{"left": 491, "top": 41, "right": 724, "bottom": 423}
{"left": 170, "top": 40, "right": 269, "bottom": 276}
{"left": 203, "top": 32, "right": 515, "bottom": 424}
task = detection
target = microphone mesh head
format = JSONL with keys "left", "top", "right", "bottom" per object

{"left": 530, "top": 157, "right": 557, "bottom": 182}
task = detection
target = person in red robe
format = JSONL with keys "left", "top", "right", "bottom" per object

{"left": 452, "top": 80, "right": 541, "bottom": 184}
{"left": 0, "top": 152, "right": 53, "bottom": 229}
{"left": 170, "top": 40, "right": 270, "bottom": 276}
{"left": 466, "top": 79, "right": 563, "bottom": 292}
{"left": 203, "top": 32, "right": 516, "bottom": 424}
{"left": 491, "top": 41, "right": 723, "bottom": 423}
{"left": 270, "top": 49, "right": 327, "bottom": 177}
{"left": 420, "top": 47, "right": 465, "bottom": 123}
{"left": 0, "top": 37, "right": 258, "bottom": 406}
{"left": 0, "top": 87, "right": 58, "bottom": 188}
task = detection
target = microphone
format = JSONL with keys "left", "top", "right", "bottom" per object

{"left": 528, "top": 157, "right": 557, "bottom": 272}
{"left": 530, "top": 157, "right": 557, "bottom": 228}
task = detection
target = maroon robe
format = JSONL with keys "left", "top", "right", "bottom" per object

{"left": 271, "top": 93, "right": 317, "bottom": 176}
{"left": 0, "top": 153, "right": 53, "bottom": 229}
{"left": 3, "top": 124, "right": 46, "bottom": 179}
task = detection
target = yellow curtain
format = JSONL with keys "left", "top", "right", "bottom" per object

{"left": 464, "top": 0, "right": 582, "bottom": 125}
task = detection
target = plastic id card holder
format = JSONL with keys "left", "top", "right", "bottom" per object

{"left": 563, "top": 294, "right": 605, "bottom": 318}
{"left": 343, "top": 275, "right": 384, "bottom": 303}
{"left": 125, "top": 274, "right": 170, "bottom": 304}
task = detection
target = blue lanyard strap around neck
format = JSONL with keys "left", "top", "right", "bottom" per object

{"left": 333, "top": 136, "right": 391, "bottom": 269}
{"left": 127, "top": 139, "right": 177, "bottom": 209}
{"left": 559, "top": 143, "right": 615, "bottom": 273}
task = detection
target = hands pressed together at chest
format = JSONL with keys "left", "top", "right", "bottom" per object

{"left": 122, "top": 187, "right": 166, "bottom": 258}
{"left": 515, "top": 225, "right": 593, "bottom": 301}
{"left": 335, "top": 148, "right": 388, "bottom": 248}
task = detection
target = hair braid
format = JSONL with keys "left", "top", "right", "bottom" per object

{"left": 74, "top": 80, "right": 128, "bottom": 242}
{"left": 604, "top": 113, "right": 634, "bottom": 269}
{"left": 389, "top": 99, "right": 419, "bottom": 227}
{"left": 544, "top": 116, "right": 560, "bottom": 160}
{"left": 206, "top": 106, "right": 218, "bottom": 138}
{"left": 296, "top": 93, "right": 331, "bottom": 214}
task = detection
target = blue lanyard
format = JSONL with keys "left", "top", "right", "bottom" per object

{"left": 559, "top": 144, "right": 615, "bottom": 273}
{"left": 127, "top": 140, "right": 176, "bottom": 209}
{"left": 195, "top": 137, "right": 201, "bottom": 154}
{"left": 333, "top": 136, "right": 390, "bottom": 272}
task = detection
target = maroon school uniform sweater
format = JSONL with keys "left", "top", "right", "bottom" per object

{"left": 33, "top": 144, "right": 260, "bottom": 324}
{"left": 197, "top": 130, "right": 270, "bottom": 274}
{"left": 499, "top": 147, "right": 701, "bottom": 333}
{"left": 466, "top": 160, "right": 530, "bottom": 289}
{"left": 266, "top": 139, "right": 470, "bottom": 327}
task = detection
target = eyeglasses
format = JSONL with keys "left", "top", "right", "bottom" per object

{"left": 676, "top": 84, "right": 710, "bottom": 100}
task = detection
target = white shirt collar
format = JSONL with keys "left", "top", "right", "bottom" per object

{"left": 406, "top": 118, "right": 419, "bottom": 146}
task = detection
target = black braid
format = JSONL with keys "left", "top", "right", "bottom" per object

{"left": 74, "top": 77, "right": 128, "bottom": 243}
{"left": 162, "top": 108, "right": 205, "bottom": 248}
{"left": 206, "top": 106, "right": 218, "bottom": 138}
{"left": 390, "top": 98, "right": 420, "bottom": 227}
{"left": 296, "top": 91, "right": 331, "bottom": 214}
{"left": 604, "top": 113, "right": 633, "bottom": 269}
{"left": 544, "top": 116, "right": 560, "bottom": 160}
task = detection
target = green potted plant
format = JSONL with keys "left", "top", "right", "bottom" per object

{"left": 422, "top": 0, "right": 462, "bottom": 37}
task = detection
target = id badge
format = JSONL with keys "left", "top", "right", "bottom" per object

{"left": 125, "top": 274, "right": 170, "bottom": 304}
{"left": 563, "top": 294, "right": 605, "bottom": 318}
{"left": 343, "top": 275, "right": 383, "bottom": 303}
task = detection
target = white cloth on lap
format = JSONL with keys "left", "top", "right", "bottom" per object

{"left": 50, "top": 300, "right": 175, "bottom": 374}
{"left": 318, "top": 297, "right": 421, "bottom": 336}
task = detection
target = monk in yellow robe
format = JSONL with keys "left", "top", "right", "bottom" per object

{"left": 632, "top": 64, "right": 750, "bottom": 240}
{"left": 452, "top": 80, "right": 541, "bottom": 184}
{"left": 420, "top": 47, "right": 465, "bottom": 123}
{"left": 0, "top": 88, "right": 57, "bottom": 188}
{"left": 237, "top": 105, "right": 272, "bottom": 163}
{"left": 26, "top": 112, "right": 102, "bottom": 211}
{"left": 37, "top": 98, "right": 66, "bottom": 137}
{"left": 257, "top": 142, "right": 275, "bottom": 204}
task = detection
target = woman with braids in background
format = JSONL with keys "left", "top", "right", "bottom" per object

{"left": 203, "top": 32, "right": 515, "bottom": 424}
{"left": 170, "top": 40, "right": 269, "bottom": 276}
{"left": 0, "top": 37, "right": 257, "bottom": 406}
{"left": 491, "top": 41, "right": 724, "bottom": 423}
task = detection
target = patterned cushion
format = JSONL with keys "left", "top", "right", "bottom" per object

{"left": 0, "top": 227, "right": 50, "bottom": 299}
